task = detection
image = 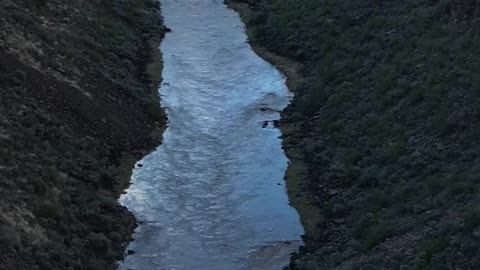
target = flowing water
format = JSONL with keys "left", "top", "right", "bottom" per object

{"left": 118, "top": 0, "right": 304, "bottom": 269}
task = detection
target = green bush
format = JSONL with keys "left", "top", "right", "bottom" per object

{"left": 36, "top": 201, "right": 63, "bottom": 219}
{"left": 421, "top": 237, "right": 449, "bottom": 263}
{"left": 464, "top": 207, "right": 480, "bottom": 232}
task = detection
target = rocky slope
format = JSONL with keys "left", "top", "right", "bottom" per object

{"left": 230, "top": 0, "right": 480, "bottom": 269}
{"left": 0, "top": 0, "right": 166, "bottom": 269}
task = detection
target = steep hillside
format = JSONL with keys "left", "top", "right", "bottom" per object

{"left": 0, "top": 0, "right": 166, "bottom": 269}
{"left": 230, "top": 0, "right": 480, "bottom": 269}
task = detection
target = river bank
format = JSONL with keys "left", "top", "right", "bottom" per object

{"left": 226, "top": 1, "right": 322, "bottom": 240}
{"left": 229, "top": 0, "right": 480, "bottom": 269}
{"left": 0, "top": 0, "right": 166, "bottom": 269}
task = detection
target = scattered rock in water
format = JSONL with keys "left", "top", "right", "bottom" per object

{"left": 137, "top": 163, "right": 143, "bottom": 168}
{"left": 259, "top": 107, "right": 280, "bottom": 113}
{"left": 127, "top": 249, "right": 135, "bottom": 255}
{"left": 277, "top": 183, "right": 282, "bottom": 185}
{"left": 262, "top": 120, "right": 281, "bottom": 128}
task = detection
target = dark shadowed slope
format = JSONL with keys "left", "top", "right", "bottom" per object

{"left": 0, "top": 0, "right": 166, "bottom": 269}
{"left": 230, "top": 0, "right": 480, "bottom": 269}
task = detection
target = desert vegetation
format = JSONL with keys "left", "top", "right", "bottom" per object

{"left": 230, "top": 0, "right": 480, "bottom": 268}
{"left": 0, "top": 0, "right": 166, "bottom": 269}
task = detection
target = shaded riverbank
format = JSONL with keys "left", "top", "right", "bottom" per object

{"left": 228, "top": 0, "right": 480, "bottom": 269}
{"left": 0, "top": 0, "right": 166, "bottom": 269}
{"left": 227, "top": 1, "right": 323, "bottom": 240}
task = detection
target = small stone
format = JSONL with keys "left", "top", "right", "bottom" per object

{"left": 334, "top": 218, "right": 346, "bottom": 224}
{"left": 137, "top": 164, "right": 143, "bottom": 167}
{"left": 328, "top": 189, "right": 339, "bottom": 196}
{"left": 127, "top": 249, "right": 135, "bottom": 255}
{"left": 473, "top": 228, "right": 480, "bottom": 238}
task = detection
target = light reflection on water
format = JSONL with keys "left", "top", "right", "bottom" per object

{"left": 118, "top": 0, "right": 304, "bottom": 269}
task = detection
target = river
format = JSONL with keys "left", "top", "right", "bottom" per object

{"left": 118, "top": 0, "right": 304, "bottom": 269}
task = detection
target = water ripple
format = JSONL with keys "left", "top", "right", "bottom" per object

{"left": 118, "top": 1, "right": 304, "bottom": 269}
